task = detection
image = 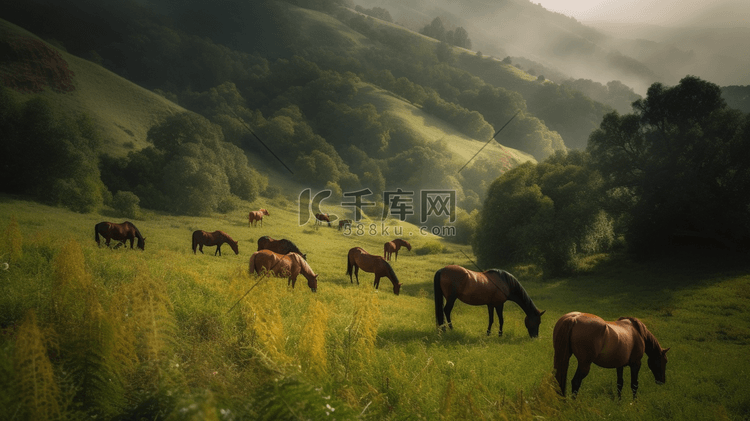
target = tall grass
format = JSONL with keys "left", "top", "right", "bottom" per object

{"left": 0, "top": 196, "right": 748, "bottom": 419}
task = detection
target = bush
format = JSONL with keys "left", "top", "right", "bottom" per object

{"left": 112, "top": 191, "right": 140, "bottom": 219}
{"left": 415, "top": 241, "right": 446, "bottom": 255}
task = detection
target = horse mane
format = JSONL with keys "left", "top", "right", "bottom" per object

{"left": 618, "top": 317, "right": 662, "bottom": 354}
{"left": 122, "top": 221, "right": 142, "bottom": 238}
{"left": 282, "top": 239, "right": 303, "bottom": 254}
{"left": 292, "top": 252, "right": 314, "bottom": 276}
{"left": 385, "top": 260, "right": 400, "bottom": 284}
{"left": 490, "top": 269, "right": 539, "bottom": 315}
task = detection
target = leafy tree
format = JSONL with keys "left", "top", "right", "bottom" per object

{"left": 100, "top": 112, "right": 267, "bottom": 215}
{"left": 588, "top": 76, "right": 750, "bottom": 254}
{"left": 0, "top": 88, "right": 106, "bottom": 213}
{"left": 421, "top": 17, "right": 446, "bottom": 41}
{"left": 474, "top": 151, "right": 612, "bottom": 275}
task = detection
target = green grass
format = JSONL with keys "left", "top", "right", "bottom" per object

{"left": 1, "top": 196, "right": 748, "bottom": 420}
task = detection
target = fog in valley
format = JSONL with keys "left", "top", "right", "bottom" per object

{"left": 357, "top": 0, "right": 750, "bottom": 93}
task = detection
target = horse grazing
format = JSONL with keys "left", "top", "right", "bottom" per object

{"left": 249, "top": 249, "right": 318, "bottom": 292}
{"left": 433, "top": 265, "right": 545, "bottom": 338}
{"left": 553, "top": 312, "right": 669, "bottom": 398}
{"left": 248, "top": 209, "right": 269, "bottom": 227}
{"left": 383, "top": 238, "right": 411, "bottom": 261}
{"left": 315, "top": 213, "right": 331, "bottom": 227}
{"left": 346, "top": 247, "right": 402, "bottom": 295}
{"left": 95, "top": 221, "right": 145, "bottom": 250}
{"left": 257, "top": 235, "right": 307, "bottom": 260}
{"left": 192, "top": 230, "right": 239, "bottom": 256}
{"left": 338, "top": 219, "right": 352, "bottom": 231}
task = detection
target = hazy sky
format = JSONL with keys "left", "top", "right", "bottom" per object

{"left": 535, "top": 0, "right": 750, "bottom": 26}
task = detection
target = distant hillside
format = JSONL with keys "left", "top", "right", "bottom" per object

{"left": 0, "top": 19, "right": 185, "bottom": 157}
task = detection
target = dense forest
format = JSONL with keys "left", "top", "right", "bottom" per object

{"left": 1, "top": 0, "right": 749, "bottom": 264}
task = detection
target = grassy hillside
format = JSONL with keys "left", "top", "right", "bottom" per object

{"left": 0, "top": 19, "right": 186, "bottom": 158}
{"left": 1, "top": 197, "right": 748, "bottom": 419}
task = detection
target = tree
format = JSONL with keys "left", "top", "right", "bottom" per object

{"left": 452, "top": 27, "right": 471, "bottom": 49}
{"left": 420, "top": 17, "right": 446, "bottom": 42}
{"left": 588, "top": 76, "right": 750, "bottom": 254}
{"left": 474, "top": 151, "right": 612, "bottom": 275}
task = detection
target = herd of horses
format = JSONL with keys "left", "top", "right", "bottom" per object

{"left": 93, "top": 213, "right": 669, "bottom": 399}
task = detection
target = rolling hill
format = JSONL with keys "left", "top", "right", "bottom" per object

{"left": 0, "top": 19, "right": 186, "bottom": 157}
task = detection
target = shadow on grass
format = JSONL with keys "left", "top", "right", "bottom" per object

{"left": 541, "top": 249, "right": 750, "bottom": 316}
{"left": 378, "top": 325, "right": 540, "bottom": 347}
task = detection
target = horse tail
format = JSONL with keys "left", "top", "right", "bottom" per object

{"left": 249, "top": 252, "right": 258, "bottom": 276}
{"left": 434, "top": 269, "right": 445, "bottom": 329}
{"left": 552, "top": 315, "right": 575, "bottom": 396}
{"left": 95, "top": 224, "right": 100, "bottom": 245}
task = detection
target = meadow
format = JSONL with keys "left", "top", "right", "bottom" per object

{"left": 1, "top": 194, "right": 749, "bottom": 420}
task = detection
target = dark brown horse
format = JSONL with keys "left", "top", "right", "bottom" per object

{"left": 338, "top": 219, "right": 353, "bottom": 231}
{"left": 257, "top": 235, "right": 307, "bottom": 260}
{"left": 95, "top": 221, "right": 145, "bottom": 250}
{"left": 346, "top": 247, "right": 401, "bottom": 295}
{"left": 434, "top": 265, "right": 545, "bottom": 337}
{"left": 553, "top": 312, "right": 669, "bottom": 398}
{"left": 249, "top": 249, "right": 318, "bottom": 292}
{"left": 192, "top": 230, "right": 239, "bottom": 256}
{"left": 383, "top": 238, "right": 411, "bottom": 261}
{"left": 315, "top": 213, "right": 331, "bottom": 227}
{"left": 248, "top": 208, "right": 269, "bottom": 227}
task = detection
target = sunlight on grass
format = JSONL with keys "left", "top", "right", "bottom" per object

{"left": 0, "top": 196, "right": 748, "bottom": 419}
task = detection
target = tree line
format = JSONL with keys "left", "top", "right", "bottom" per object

{"left": 474, "top": 76, "right": 750, "bottom": 274}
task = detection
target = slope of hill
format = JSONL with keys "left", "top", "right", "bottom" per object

{"left": 0, "top": 19, "right": 186, "bottom": 157}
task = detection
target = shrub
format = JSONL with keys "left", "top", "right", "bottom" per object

{"left": 112, "top": 191, "right": 140, "bottom": 219}
{"left": 415, "top": 241, "right": 446, "bottom": 255}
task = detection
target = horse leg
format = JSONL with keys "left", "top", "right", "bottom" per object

{"left": 215, "top": 245, "right": 221, "bottom": 256}
{"left": 443, "top": 295, "right": 458, "bottom": 330}
{"left": 486, "top": 305, "right": 494, "bottom": 336}
{"left": 496, "top": 303, "right": 505, "bottom": 336}
{"left": 571, "top": 361, "right": 592, "bottom": 398}
{"left": 354, "top": 266, "right": 360, "bottom": 285}
{"left": 199, "top": 244, "right": 204, "bottom": 254}
{"left": 616, "top": 366, "right": 624, "bottom": 399}
{"left": 374, "top": 275, "right": 380, "bottom": 289}
{"left": 630, "top": 361, "right": 641, "bottom": 399}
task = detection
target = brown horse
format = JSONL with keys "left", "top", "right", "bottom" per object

{"left": 346, "top": 247, "right": 402, "bottom": 295}
{"left": 553, "top": 312, "right": 669, "bottom": 398}
{"left": 95, "top": 221, "right": 145, "bottom": 250}
{"left": 383, "top": 238, "right": 411, "bottom": 261}
{"left": 338, "top": 219, "right": 353, "bottom": 231}
{"left": 192, "top": 230, "right": 239, "bottom": 256}
{"left": 257, "top": 235, "right": 307, "bottom": 260}
{"left": 315, "top": 213, "right": 331, "bottom": 227}
{"left": 434, "top": 265, "right": 545, "bottom": 337}
{"left": 249, "top": 249, "right": 318, "bottom": 292}
{"left": 248, "top": 208, "right": 269, "bottom": 227}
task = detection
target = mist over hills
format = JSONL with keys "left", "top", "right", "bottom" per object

{"left": 2, "top": 0, "right": 748, "bottom": 217}
{"left": 357, "top": 0, "right": 750, "bottom": 94}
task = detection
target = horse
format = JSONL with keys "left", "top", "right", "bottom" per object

{"left": 346, "top": 247, "right": 402, "bottom": 295}
{"left": 192, "top": 230, "right": 239, "bottom": 256}
{"left": 315, "top": 213, "right": 331, "bottom": 227}
{"left": 383, "top": 238, "right": 411, "bottom": 261}
{"left": 338, "top": 219, "right": 352, "bottom": 231}
{"left": 95, "top": 221, "right": 145, "bottom": 250}
{"left": 553, "top": 312, "right": 669, "bottom": 398}
{"left": 249, "top": 249, "right": 318, "bottom": 292}
{"left": 257, "top": 235, "right": 307, "bottom": 260}
{"left": 433, "top": 265, "right": 545, "bottom": 337}
{"left": 248, "top": 209, "right": 269, "bottom": 227}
